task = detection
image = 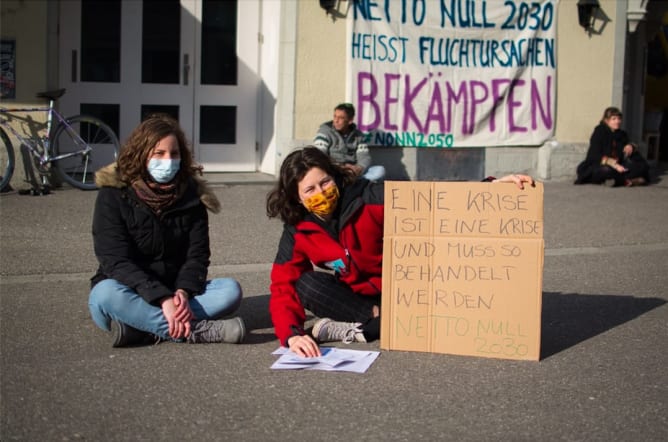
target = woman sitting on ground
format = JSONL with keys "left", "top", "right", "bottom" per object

{"left": 88, "top": 115, "right": 245, "bottom": 347}
{"left": 575, "top": 106, "right": 650, "bottom": 187}
{"left": 266, "top": 146, "right": 534, "bottom": 357}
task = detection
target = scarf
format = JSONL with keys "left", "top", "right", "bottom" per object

{"left": 131, "top": 177, "right": 184, "bottom": 215}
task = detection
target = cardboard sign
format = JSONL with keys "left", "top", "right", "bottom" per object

{"left": 380, "top": 181, "right": 544, "bottom": 361}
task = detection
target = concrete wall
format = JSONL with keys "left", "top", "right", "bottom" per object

{"left": 555, "top": 0, "right": 623, "bottom": 143}
{"left": 1, "top": 0, "right": 49, "bottom": 190}
{"left": 294, "top": 1, "right": 348, "bottom": 140}
{"left": 290, "top": 0, "right": 626, "bottom": 181}
{"left": 1, "top": 0, "right": 48, "bottom": 102}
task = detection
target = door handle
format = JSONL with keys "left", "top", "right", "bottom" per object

{"left": 183, "top": 54, "right": 190, "bottom": 86}
{"left": 71, "top": 50, "right": 77, "bottom": 82}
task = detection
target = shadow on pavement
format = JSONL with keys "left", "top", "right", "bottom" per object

{"left": 236, "top": 294, "right": 276, "bottom": 344}
{"left": 237, "top": 294, "right": 326, "bottom": 345}
{"left": 541, "top": 291, "right": 666, "bottom": 359}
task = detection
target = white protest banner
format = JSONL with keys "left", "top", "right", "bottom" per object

{"left": 349, "top": 0, "right": 558, "bottom": 147}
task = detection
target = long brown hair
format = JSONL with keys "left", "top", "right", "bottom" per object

{"left": 266, "top": 147, "right": 354, "bottom": 225}
{"left": 116, "top": 114, "right": 197, "bottom": 184}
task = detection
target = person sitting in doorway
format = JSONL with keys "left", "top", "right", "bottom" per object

{"left": 313, "top": 102, "right": 385, "bottom": 182}
{"left": 574, "top": 106, "right": 650, "bottom": 187}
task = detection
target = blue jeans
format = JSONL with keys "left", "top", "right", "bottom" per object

{"left": 363, "top": 165, "right": 385, "bottom": 182}
{"left": 89, "top": 278, "right": 242, "bottom": 340}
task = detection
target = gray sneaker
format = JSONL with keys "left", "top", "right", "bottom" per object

{"left": 312, "top": 318, "right": 366, "bottom": 344}
{"left": 188, "top": 318, "right": 246, "bottom": 344}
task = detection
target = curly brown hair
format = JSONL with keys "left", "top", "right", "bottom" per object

{"left": 116, "top": 114, "right": 197, "bottom": 184}
{"left": 266, "top": 147, "right": 355, "bottom": 225}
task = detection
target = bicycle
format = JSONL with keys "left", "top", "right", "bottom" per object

{"left": 0, "top": 88, "right": 120, "bottom": 192}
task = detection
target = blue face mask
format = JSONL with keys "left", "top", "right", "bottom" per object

{"left": 147, "top": 158, "right": 181, "bottom": 183}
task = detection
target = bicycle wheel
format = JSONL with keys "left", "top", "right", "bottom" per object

{"left": 51, "top": 115, "right": 120, "bottom": 190}
{"left": 0, "top": 127, "right": 15, "bottom": 192}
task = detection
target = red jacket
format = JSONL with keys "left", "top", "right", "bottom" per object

{"left": 269, "top": 179, "right": 384, "bottom": 346}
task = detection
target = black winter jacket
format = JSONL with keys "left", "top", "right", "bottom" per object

{"left": 585, "top": 122, "right": 629, "bottom": 164}
{"left": 576, "top": 123, "right": 629, "bottom": 183}
{"left": 90, "top": 164, "right": 220, "bottom": 305}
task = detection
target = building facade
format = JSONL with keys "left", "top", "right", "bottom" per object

{"left": 0, "top": 0, "right": 666, "bottom": 188}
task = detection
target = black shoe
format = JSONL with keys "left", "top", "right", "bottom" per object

{"left": 110, "top": 320, "right": 157, "bottom": 347}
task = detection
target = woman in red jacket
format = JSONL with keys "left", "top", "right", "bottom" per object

{"left": 266, "top": 147, "right": 533, "bottom": 357}
{"left": 267, "top": 147, "right": 383, "bottom": 357}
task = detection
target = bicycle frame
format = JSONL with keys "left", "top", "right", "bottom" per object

{"left": 0, "top": 104, "right": 91, "bottom": 170}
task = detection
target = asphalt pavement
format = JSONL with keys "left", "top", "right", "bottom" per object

{"left": 1, "top": 169, "right": 667, "bottom": 441}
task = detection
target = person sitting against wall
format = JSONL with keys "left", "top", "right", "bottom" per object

{"left": 574, "top": 106, "right": 650, "bottom": 187}
{"left": 313, "top": 102, "right": 385, "bottom": 182}
{"left": 88, "top": 115, "right": 246, "bottom": 347}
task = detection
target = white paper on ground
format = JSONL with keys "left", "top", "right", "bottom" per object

{"left": 271, "top": 347, "right": 380, "bottom": 373}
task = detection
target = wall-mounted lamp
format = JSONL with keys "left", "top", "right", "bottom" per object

{"left": 319, "top": 0, "right": 347, "bottom": 21}
{"left": 320, "top": 0, "right": 337, "bottom": 14}
{"left": 577, "top": 0, "right": 600, "bottom": 33}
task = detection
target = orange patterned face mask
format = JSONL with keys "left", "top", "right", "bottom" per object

{"left": 302, "top": 184, "right": 340, "bottom": 218}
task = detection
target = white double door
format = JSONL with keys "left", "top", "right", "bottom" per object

{"left": 58, "top": 0, "right": 259, "bottom": 171}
